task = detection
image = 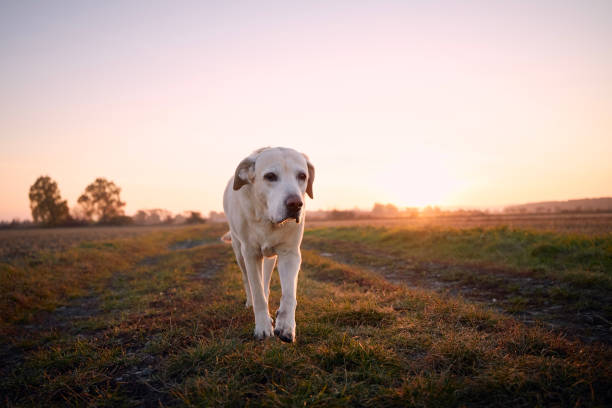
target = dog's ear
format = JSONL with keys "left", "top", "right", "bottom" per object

{"left": 304, "top": 154, "right": 315, "bottom": 199}
{"left": 233, "top": 157, "right": 255, "bottom": 190}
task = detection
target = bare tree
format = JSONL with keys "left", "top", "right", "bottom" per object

{"left": 28, "top": 176, "right": 70, "bottom": 226}
{"left": 77, "top": 178, "right": 126, "bottom": 223}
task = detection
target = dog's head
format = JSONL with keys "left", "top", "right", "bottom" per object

{"left": 233, "top": 147, "right": 314, "bottom": 224}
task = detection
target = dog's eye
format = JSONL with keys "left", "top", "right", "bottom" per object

{"left": 297, "top": 172, "right": 307, "bottom": 182}
{"left": 264, "top": 172, "right": 278, "bottom": 182}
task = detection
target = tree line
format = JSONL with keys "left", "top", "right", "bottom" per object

{"left": 307, "top": 203, "right": 490, "bottom": 221}
{"left": 25, "top": 175, "right": 206, "bottom": 227}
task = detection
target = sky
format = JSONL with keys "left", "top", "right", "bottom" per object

{"left": 1, "top": 0, "right": 611, "bottom": 220}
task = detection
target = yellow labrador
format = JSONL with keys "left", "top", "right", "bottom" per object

{"left": 223, "top": 147, "right": 314, "bottom": 342}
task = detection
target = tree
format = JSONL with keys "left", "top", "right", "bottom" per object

{"left": 28, "top": 176, "right": 71, "bottom": 226}
{"left": 132, "top": 209, "right": 174, "bottom": 225}
{"left": 133, "top": 210, "right": 148, "bottom": 225}
{"left": 372, "top": 202, "right": 399, "bottom": 218}
{"left": 185, "top": 211, "right": 206, "bottom": 224}
{"left": 77, "top": 178, "right": 126, "bottom": 223}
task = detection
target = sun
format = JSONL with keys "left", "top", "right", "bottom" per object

{"left": 375, "top": 152, "right": 463, "bottom": 208}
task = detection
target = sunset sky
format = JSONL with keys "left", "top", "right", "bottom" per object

{"left": 1, "top": 1, "right": 611, "bottom": 221}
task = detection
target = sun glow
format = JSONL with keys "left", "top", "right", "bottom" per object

{"left": 1, "top": 2, "right": 611, "bottom": 220}
{"left": 367, "top": 148, "right": 463, "bottom": 209}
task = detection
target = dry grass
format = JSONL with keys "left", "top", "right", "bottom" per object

{"left": 1, "top": 223, "right": 611, "bottom": 407}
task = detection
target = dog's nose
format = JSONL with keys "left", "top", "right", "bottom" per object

{"left": 285, "top": 195, "right": 303, "bottom": 211}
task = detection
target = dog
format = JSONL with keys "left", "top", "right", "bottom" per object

{"left": 222, "top": 147, "right": 314, "bottom": 342}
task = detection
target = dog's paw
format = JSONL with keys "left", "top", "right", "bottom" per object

{"left": 274, "top": 310, "right": 295, "bottom": 343}
{"left": 254, "top": 327, "right": 273, "bottom": 340}
{"left": 253, "top": 315, "right": 274, "bottom": 340}
{"left": 273, "top": 327, "right": 294, "bottom": 343}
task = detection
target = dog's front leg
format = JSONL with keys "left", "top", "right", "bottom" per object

{"left": 274, "top": 249, "right": 301, "bottom": 343}
{"left": 263, "top": 256, "right": 277, "bottom": 303}
{"left": 243, "top": 248, "right": 274, "bottom": 339}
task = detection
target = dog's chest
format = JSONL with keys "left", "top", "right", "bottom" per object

{"left": 254, "top": 225, "right": 298, "bottom": 257}
{"left": 261, "top": 246, "right": 277, "bottom": 257}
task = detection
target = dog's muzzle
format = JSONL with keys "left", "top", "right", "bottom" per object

{"left": 285, "top": 194, "right": 303, "bottom": 223}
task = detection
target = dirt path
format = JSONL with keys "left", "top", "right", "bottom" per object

{"left": 303, "top": 240, "right": 612, "bottom": 345}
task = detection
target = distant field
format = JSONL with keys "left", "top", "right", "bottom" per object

{"left": 1, "top": 222, "right": 611, "bottom": 406}
{"left": 308, "top": 212, "right": 612, "bottom": 235}
{"left": 0, "top": 225, "right": 187, "bottom": 262}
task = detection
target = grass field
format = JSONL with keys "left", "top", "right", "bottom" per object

{"left": 308, "top": 212, "right": 612, "bottom": 235}
{"left": 1, "top": 220, "right": 611, "bottom": 407}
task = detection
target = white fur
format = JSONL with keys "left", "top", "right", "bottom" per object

{"left": 223, "top": 147, "right": 314, "bottom": 342}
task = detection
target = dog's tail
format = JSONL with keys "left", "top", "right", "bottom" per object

{"left": 220, "top": 231, "right": 232, "bottom": 244}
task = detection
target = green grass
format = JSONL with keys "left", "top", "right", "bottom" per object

{"left": 1, "top": 224, "right": 611, "bottom": 406}
{"left": 304, "top": 226, "right": 612, "bottom": 343}
{"left": 305, "top": 226, "right": 612, "bottom": 277}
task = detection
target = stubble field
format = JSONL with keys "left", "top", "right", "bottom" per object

{"left": 1, "top": 214, "right": 611, "bottom": 406}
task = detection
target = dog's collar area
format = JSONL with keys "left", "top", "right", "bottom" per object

{"left": 271, "top": 215, "right": 300, "bottom": 226}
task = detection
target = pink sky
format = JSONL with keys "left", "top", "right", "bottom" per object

{"left": 1, "top": 1, "right": 611, "bottom": 220}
